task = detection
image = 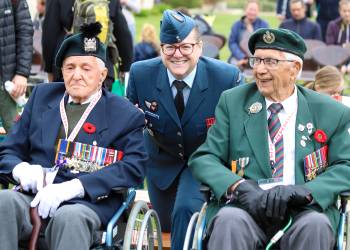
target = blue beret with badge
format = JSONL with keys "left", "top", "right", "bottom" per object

{"left": 55, "top": 22, "right": 107, "bottom": 67}
{"left": 160, "top": 9, "right": 196, "bottom": 44}
{"left": 248, "top": 28, "right": 306, "bottom": 60}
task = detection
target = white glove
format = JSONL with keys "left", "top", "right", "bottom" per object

{"left": 12, "top": 162, "right": 44, "bottom": 193}
{"left": 30, "top": 179, "right": 85, "bottom": 219}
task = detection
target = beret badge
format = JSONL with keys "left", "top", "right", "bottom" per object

{"left": 171, "top": 12, "right": 184, "bottom": 22}
{"left": 263, "top": 31, "right": 275, "bottom": 44}
{"left": 84, "top": 37, "right": 97, "bottom": 53}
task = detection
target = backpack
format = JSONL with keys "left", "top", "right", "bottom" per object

{"left": 72, "top": 0, "right": 118, "bottom": 63}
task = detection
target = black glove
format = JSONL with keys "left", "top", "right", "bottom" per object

{"left": 260, "top": 185, "right": 311, "bottom": 222}
{"left": 229, "top": 180, "right": 265, "bottom": 224}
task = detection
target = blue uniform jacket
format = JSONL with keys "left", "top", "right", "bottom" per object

{"left": 127, "top": 56, "right": 242, "bottom": 190}
{"left": 0, "top": 83, "right": 147, "bottom": 226}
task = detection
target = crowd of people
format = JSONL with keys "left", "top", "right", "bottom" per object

{"left": 0, "top": 0, "right": 350, "bottom": 250}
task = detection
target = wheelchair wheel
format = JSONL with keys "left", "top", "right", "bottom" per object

{"left": 183, "top": 212, "right": 199, "bottom": 250}
{"left": 192, "top": 203, "right": 208, "bottom": 250}
{"left": 136, "top": 209, "right": 163, "bottom": 250}
{"left": 123, "top": 201, "right": 149, "bottom": 250}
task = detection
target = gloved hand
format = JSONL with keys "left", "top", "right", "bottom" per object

{"left": 12, "top": 162, "right": 44, "bottom": 193}
{"left": 260, "top": 185, "right": 311, "bottom": 221}
{"left": 30, "top": 179, "right": 85, "bottom": 219}
{"left": 229, "top": 180, "right": 266, "bottom": 224}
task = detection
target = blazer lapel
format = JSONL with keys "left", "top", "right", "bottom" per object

{"left": 244, "top": 93, "right": 272, "bottom": 178}
{"left": 41, "top": 95, "right": 65, "bottom": 147}
{"left": 156, "top": 67, "right": 181, "bottom": 127}
{"left": 294, "top": 87, "right": 316, "bottom": 184}
{"left": 181, "top": 62, "right": 208, "bottom": 126}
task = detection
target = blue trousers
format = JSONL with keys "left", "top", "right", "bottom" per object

{"left": 147, "top": 167, "right": 205, "bottom": 250}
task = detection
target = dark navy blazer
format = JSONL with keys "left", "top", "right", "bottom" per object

{"left": 0, "top": 83, "right": 147, "bottom": 225}
{"left": 127, "top": 56, "right": 242, "bottom": 190}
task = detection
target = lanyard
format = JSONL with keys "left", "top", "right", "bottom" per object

{"left": 59, "top": 90, "right": 102, "bottom": 142}
{"left": 268, "top": 112, "right": 294, "bottom": 163}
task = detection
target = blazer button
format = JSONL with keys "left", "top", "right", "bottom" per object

{"left": 178, "top": 144, "right": 183, "bottom": 148}
{"left": 177, "top": 131, "right": 182, "bottom": 136}
{"left": 148, "top": 123, "right": 153, "bottom": 128}
{"left": 179, "top": 152, "right": 184, "bottom": 158}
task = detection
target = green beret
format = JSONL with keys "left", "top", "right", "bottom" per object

{"left": 160, "top": 9, "right": 196, "bottom": 44}
{"left": 55, "top": 22, "right": 107, "bottom": 68}
{"left": 248, "top": 28, "right": 306, "bottom": 60}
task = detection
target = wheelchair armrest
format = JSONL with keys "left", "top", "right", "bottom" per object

{"left": 339, "top": 191, "right": 350, "bottom": 213}
{"left": 200, "top": 184, "right": 211, "bottom": 202}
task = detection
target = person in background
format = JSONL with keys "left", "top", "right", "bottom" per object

{"left": 280, "top": 0, "right": 322, "bottom": 40}
{"left": 326, "top": 0, "right": 350, "bottom": 46}
{"left": 127, "top": 10, "right": 243, "bottom": 250}
{"left": 120, "top": 0, "right": 141, "bottom": 43}
{"left": 228, "top": 0, "right": 269, "bottom": 69}
{"left": 133, "top": 23, "right": 160, "bottom": 62}
{"left": 305, "top": 65, "right": 350, "bottom": 106}
{"left": 0, "top": 0, "right": 33, "bottom": 133}
{"left": 33, "top": 0, "right": 45, "bottom": 31}
{"left": 315, "top": 0, "right": 340, "bottom": 41}
{"left": 189, "top": 28, "right": 350, "bottom": 250}
{"left": 277, "top": 0, "right": 313, "bottom": 22}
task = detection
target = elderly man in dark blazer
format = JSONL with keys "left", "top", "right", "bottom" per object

{"left": 0, "top": 23, "right": 146, "bottom": 250}
{"left": 189, "top": 28, "right": 350, "bottom": 250}
{"left": 127, "top": 9, "right": 243, "bottom": 250}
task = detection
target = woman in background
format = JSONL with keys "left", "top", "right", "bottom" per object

{"left": 133, "top": 23, "right": 160, "bottom": 62}
{"left": 305, "top": 65, "right": 350, "bottom": 106}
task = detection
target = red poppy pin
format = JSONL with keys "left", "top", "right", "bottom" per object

{"left": 83, "top": 122, "right": 96, "bottom": 134}
{"left": 314, "top": 129, "right": 327, "bottom": 144}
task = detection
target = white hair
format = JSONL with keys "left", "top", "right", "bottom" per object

{"left": 96, "top": 57, "right": 106, "bottom": 70}
{"left": 282, "top": 51, "right": 303, "bottom": 79}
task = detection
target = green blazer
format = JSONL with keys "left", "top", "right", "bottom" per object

{"left": 189, "top": 83, "right": 350, "bottom": 232}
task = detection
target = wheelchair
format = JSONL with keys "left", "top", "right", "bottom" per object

{"left": 0, "top": 175, "right": 163, "bottom": 250}
{"left": 183, "top": 186, "right": 350, "bottom": 250}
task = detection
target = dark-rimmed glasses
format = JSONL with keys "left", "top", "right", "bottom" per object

{"left": 161, "top": 43, "right": 199, "bottom": 56}
{"left": 248, "top": 57, "right": 295, "bottom": 69}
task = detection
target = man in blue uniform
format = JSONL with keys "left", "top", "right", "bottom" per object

{"left": 127, "top": 9, "right": 243, "bottom": 250}
{"left": 0, "top": 23, "right": 147, "bottom": 250}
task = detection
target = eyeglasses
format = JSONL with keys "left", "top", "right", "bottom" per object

{"left": 248, "top": 57, "right": 295, "bottom": 69}
{"left": 161, "top": 43, "right": 199, "bottom": 56}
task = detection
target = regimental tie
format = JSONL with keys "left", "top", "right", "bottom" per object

{"left": 268, "top": 103, "right": 284, "bottom": 178}
{"left": 173, "top": 80, "right": 187, "bottom": 118}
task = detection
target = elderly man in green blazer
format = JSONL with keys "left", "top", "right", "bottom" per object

{"left": 189, "top": 28, "right": 350, "bottom": 250}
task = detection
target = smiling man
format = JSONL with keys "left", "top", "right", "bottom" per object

{"left": 189, "top": 28, "right": 350, "bottom": 250}
{"left": 127, "top": 9, "right": 242, "bottom": 249}
{"left": 0, "top": 22, "right": 147, "bottom": 250}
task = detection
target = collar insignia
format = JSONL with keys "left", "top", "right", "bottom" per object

{"left": 248, "top": 102, "right": 262, "bottom": 114}
{"left": 263, "top": 31, "right": 275, "bottom": 44}
{"left": 84, "top": 37, "right": 97, "bottom": 52}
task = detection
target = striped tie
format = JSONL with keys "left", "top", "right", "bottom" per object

{"left": 268, "top": 103, "right": 284, "bottom": 178}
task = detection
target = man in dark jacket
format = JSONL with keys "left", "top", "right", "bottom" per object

{"left": 42, "top": 0, "right": 133, "bottom": 90}
{"left": 0, "top": 0, "right": 33, "bottom": 133}
{"left": 280, "top": 0, "right": 322, "bottom": 40}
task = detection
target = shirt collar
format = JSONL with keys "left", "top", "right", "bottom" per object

{"left": 68, "top": 90, "right": 100, "bottom": 105}
{"left": 265, "top": 85, "right": 298, "bottom": 115}
{"left": 167, "top": 66, "right": 197, "bottom": 88}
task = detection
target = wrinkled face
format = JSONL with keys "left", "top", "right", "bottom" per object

{"left": 161, "top": 29, "right": 202, "bottom": 79}
{"left": 245, "top": 2, "right": 259, "bottom": 23}
{"left": 290, "top": 1, "right": 306, "bottom": 20}
{"left": 340, "top": 3, "right": 350, "bottom": 24}
{"left": 62, "top": 56, "right": 107, "bottom": 103}
{"left": 253, "top": 49, "right": 300, "bottom": 101}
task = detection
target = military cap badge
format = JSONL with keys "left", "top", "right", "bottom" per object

{"left": 263, "top": 31, "right": 275, "bottom": 44}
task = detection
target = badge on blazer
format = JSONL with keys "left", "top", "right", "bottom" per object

{"left": 303, "top": 145, "right": 328, "bottom": 182}
{"left": 248, "top": 102, "right": 262, "bottom": 114}
{"left": 145, "top": 100, "right": 158, "bottom": 112}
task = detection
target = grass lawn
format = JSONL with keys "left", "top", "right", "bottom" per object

{"left": 135, "top": 12, "right": 279, "bottom": 61}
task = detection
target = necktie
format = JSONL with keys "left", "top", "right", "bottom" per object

{"left": 173, "top": 80, "right": 187, "bottom": 118}
{"left": 268, "top": 103, "right": 284, "bottom": 178}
